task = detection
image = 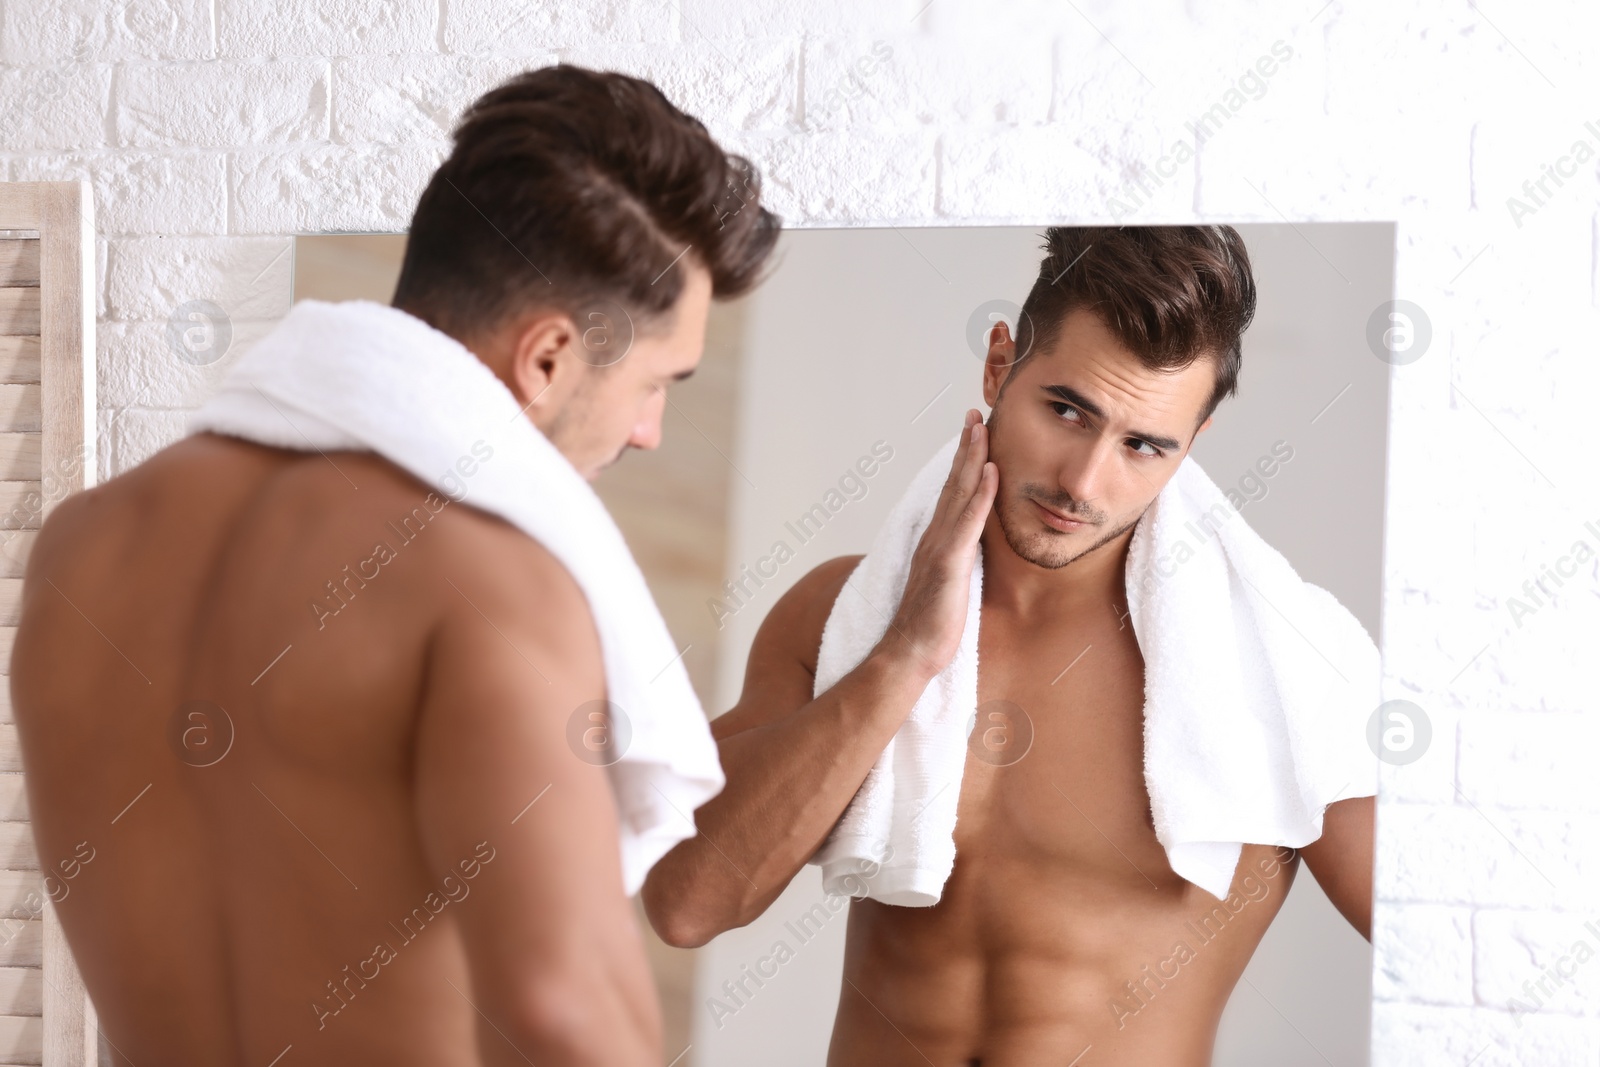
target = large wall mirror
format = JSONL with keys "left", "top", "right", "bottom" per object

{"left": 293, "top": 221, "right": 1396, "bottom": 1067}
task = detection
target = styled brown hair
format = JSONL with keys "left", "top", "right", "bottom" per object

{"left": 392, "top": 64, "right": 780, "bottom": 344}
{"left": 1007, "top": 225, "right": 1256, "bottom": 430}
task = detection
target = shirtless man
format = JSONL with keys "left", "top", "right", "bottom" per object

{"left": 10, "top": 66, "right": 776, "bottom": 1066}
{"left": 643, "top": 225, "right": 1375, "bottom": 1065}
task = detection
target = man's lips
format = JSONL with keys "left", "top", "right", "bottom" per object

{"left": 1032, "top": 499, "right": 1094, "bottom": 528}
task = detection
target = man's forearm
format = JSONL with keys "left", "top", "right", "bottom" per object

{"left": 644, "top": 646, "right": 932, "bottom": 948}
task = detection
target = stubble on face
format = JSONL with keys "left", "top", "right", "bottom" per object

{"left": 984, "top": 397, "right": 1146, "bottom": 572}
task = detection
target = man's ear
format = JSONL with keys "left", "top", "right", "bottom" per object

{"left": 981, "top": 319, "right": 1018, "bottom": 408}
{"left": 508, "top": 312, "right": 579, "bottom": 411}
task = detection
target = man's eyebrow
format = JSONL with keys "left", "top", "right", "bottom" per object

{"left": 1039, "top": 383, "right": 1184, "bottom": 452}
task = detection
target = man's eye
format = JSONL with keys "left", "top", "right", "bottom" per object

{"left": 1130, "top": 440, "right": 1161, "bottom": 458}
{"left": 1049, "top": 401, "right": 1082, "bottom": 423}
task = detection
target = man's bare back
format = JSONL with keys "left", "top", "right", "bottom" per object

{"left": 12, "top": 432, "right": 657, "bottom": 1065}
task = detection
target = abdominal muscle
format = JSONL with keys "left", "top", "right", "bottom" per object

{"left": 825, "top": 826, "right": 1299, "bottom": 1066}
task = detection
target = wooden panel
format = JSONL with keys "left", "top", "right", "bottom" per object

{"left": 0, "top": 583, "right": 19, "bottom": 627}
{"left": 3, "top": 181, "right": 97, "bottom": 1067}
{"left": 0, "top": 731, "right": 17, "bottom": 775}
{"left": 0, "top": 440, "right": 40, "bottom": 485}
{"left": 0, "top": 780, "right": 24, "bottom": 822}
{"left": 0, "top": 296, "right": 38, "bottom": 341}
{"left": 0, "top": 491, "right": 41, "bottom": 534}
{"left": 0, "top": 690, "right": 11, "bottom": 727}
{"left": 0, "top": 875, "right": 39, "bottom": 914}
{"left": 0, "top": 969, "right": 41, "bottom": 1017}
{"left": 0, "top": 244, "right": 38, "bottom": 290}
{"left": 0, "top": 1014, "right": 40, "bottom": 1064}
{"left": 0, "top": 243, "right": 38, "bottom": 291}
{"left": 0, "top": 191, "right": 42, "bottom": 230}
{"left": 35, "top": 182, "right": 95, "bottom": 511}
{"left": 0, "top": 825, "right": 36, "bottom": 872}
{"left": 0, "top": 390, "right": 40, "bottom": 436}
{"left": 0, "top": 629, "right": 14, "bottom": 670}
{"left": 0, "top": 875, "right": 42, "bottom": 918}
{"left": 0, "top": 342, "right": 39, "bottom": 387}
{"left": 40, "top": 900, "right": 88, "bottom": 1066}
{"left": 0, "top": 538, "right": 31, "bottom": 583}
{"left": 0, "top": 922, "right": 39, "bottom": 969}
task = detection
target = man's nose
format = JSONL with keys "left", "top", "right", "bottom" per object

{"left": 1057, "top": 432, "right": 1117, "bottom": 506}
{"left": 629, "top": 410, "right": 664, "bottom": 451}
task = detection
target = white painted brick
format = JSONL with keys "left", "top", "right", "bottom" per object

{"left": 940, "top": 124, "right": 1196, "bottom": 222}
{"left": 723, "top": 131, "right": 936, "bottom": 224}
{"left": 114, "top": 59, "right": 329, "bottom": 147}
{"left": 217, "top": 0, "right": 435, "bottom": 58}
{"left": 561, "top": 41, "right": 798, "bottom": 132}
{"left": 0, "top": 0, "right": 215, "bottom": 63}
{"left": 914, "top": 0, "right": 1071, "bottom": 40}
{"left": 1197, "top": 113, "right": 1474, "bottom": 219}
{"left": 1373, "top": 702, "right": 1458, "bottom": 806}
{"left": 1054, "top": 16, "right": 1326, "bottom": 141}
{"left": 11, "top": 150, "right": 227, "bottom": 235}
{"left": 1371, "top": 1001, "right": 1597, "bottom": 1067}
{"left": 98, "top": 318, "right": 274, "bottom": 409}
{"left": 96, "top": 406, "right": 121, "bottom": 484}
{"left": 1377, "top": 804, "right": 1599, "bottom": 911}
{"left": 444, "top": 0, "right": 674, "bottom": 53}
{"left": 1472, "top": 111, "right": 1600, "bottom": 229}
{"left": 0, "top": 63, "right": 111, "bottom": 151}
{"left": 803, "top": 35, "right": 1050, "bottom": 131}
{"left": 679, "top": 0, "right": 917, "bottom": 40}
{"left": 331, "top": 54, "right": 551, "bottom": 146}
{"left": 1441, "top": 220, "right": 1594, "bottom": 402}
{"left": 1475, "top": 602, "right": 1600, "bottom": 719}
{"left": 1474, "top": 910, "right": 1600, "bottom": 1018}
{"left": 1051, "top": 30, "right": 1159, "bottom": 130}
{"left": 1324, "top": 7, "right": 1586, "bottom": 126}
{"left": 1373, "top": 903, "right": 1473, "bottom": 1005}
{"left": 112, "top": 406, "right": 194, "bottom": 472}
{"left": 1386, "top": 622, "right": 1492, "bottom": 715}
{"left": 105, "top": 236, "right": 293, "bottom": 321}
{"left": 227, "top": 144, "right": 444, "bottom": 235}
{"left": 93, "top": 235, "right": 109, "bottom": 320}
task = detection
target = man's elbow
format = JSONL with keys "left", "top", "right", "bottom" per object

{"left": 492, "top": 973, "right": 662, "bottom": 1065}
{"left": 641, "top": 849, "right": 767, "bottom": 949}
{"left": 642, "top": 868, "right": 722, "bottom": 950}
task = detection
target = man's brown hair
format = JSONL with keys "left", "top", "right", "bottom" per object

{"left": 392, "top": 64, "right": 781, "bottom": 344}
{"left": 1006, "top": 225, "right": 1257, "bottom": 431}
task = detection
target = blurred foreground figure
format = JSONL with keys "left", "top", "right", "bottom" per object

{"left": 11, "top": 64, "right": 776, "bottom": 1067}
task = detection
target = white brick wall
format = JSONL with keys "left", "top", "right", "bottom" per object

{"left": 1, "top": 1, "right": 1595, "bottom": 1062}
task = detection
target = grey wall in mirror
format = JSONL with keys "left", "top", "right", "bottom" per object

{"left": 293, "top": 222, "right": 1393, "bottom": 1067}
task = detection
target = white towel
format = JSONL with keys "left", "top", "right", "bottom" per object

{"left": 809, "top": 431, "right": 1379, "bottom": 905}
{"left": 185, "top": 298, "right": 725, "bottom": 897}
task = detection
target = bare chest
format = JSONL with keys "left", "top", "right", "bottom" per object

{"left": 951, "top": 608, "right": 1173, "bottom": 884}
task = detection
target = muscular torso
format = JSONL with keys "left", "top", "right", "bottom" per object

{"left": 819, "top": 558, "right": 1300, "bottom": 1066}
{"left": 11, "top": 433, "right": 551, "bottom": 1066}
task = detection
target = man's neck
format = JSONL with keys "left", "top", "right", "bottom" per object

{"left": 977, "top": 513, "right": 1136, "bottom": 625}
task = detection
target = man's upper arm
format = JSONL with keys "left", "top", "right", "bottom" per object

{"left": 709, "top": 554, "right": 864, "bottom": 741}
{"left": 410, "top": 526, "right": 643, "bottom": 1018}
{"left": 1298, "top": 795, "right": 1375, "bottom": 940}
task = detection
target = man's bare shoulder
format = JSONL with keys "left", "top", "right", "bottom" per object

{"left": 713, "top": 554, "right": 863, "bottom": 738}
{"left": 765, "top": 554, "right": 864, "bottom": 666}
